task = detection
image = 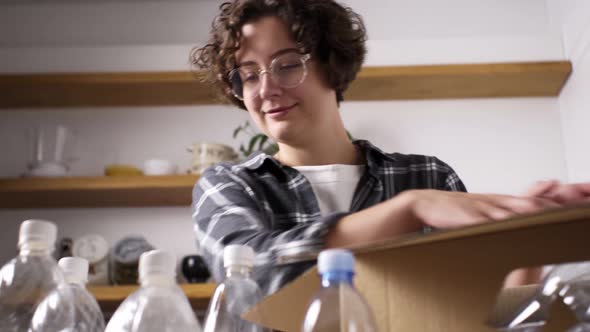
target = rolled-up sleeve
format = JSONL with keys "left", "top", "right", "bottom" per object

{"left": 437, "top": 158, "right": 467, "bottom": 193}
{"left": 192, "top": 165, "right": 343, "bottom": 289}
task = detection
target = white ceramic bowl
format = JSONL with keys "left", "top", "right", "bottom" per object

{"left": 143, "top": 159, "right": 177, "bottom": 175}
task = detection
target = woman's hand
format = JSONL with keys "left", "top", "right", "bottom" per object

{"left": 525, "top": 180, "right": 590, "bottom": 205}
{"left": 327, "top": 188, "right": 562, "bottom": 249}
{"left": 404, "top": 189, "right": 560, "bottom": 229}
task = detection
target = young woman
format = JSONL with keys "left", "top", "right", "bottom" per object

{"left": 191, "top": 0, "right": 590, "bottom": 294}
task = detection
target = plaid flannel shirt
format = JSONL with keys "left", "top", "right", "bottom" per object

{"left": 192, "top": 140, "right": 466, "bottom": 294}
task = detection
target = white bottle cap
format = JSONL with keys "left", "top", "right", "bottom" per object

{"left": 59, "top": 257, "right": 89, "bottom": 285}
{"left": 223, "top": 244, "right": 254, "bottom": 268}
{"left": 18, "top": 219, "right": 57, "bottom": 250}
{"left": 139, "top": 250, "right": 176, "bottom": 283}
{"left": 317, "top": 249, "right": 354, "bottom": 274}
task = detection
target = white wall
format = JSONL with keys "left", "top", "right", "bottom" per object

{"left": 546, "top": 0, "right": 590, "bottom": 183}
{"left": 0, "top": 0, "right": 565, "bottom": 73}
{"left": 0, "top": 0, "right": 570, "bottom": 267}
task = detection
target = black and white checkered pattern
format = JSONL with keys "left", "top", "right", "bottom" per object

{"left": 192, "top": 140, "right": 466, "bottom": 294}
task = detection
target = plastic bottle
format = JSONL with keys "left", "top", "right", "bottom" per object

{"left": 302, "top": 249, "right": 378, "bottom": 332}
{"left": 30, "top": 256, "right": 105, "bottom": 331}
{"left": 104, "top": 249, "right": 201, "bottom": 332}
{"left": 494, "top": 262, "right": 590, "bottom": 332}
{"left": 569, "top": 323, "right": 590, "bottom": 332}
{"left": 561, "top": 277, "right": 590, "bottom": 332}
{"left": 0, "top": 219, "right": 65, "bottom": 332}
{"left": 203, "top": 244, "right": 269, "bottom": 332}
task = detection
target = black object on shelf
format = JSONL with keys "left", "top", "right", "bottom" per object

{"left": 181, "top": 255, "right": 211, "bottom": 283}
{"left": 56, "top": 237, "right": 73, "bottom": 260}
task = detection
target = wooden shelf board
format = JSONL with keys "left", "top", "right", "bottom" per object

{"left": 0, "top": 175, "right": 199, "bottom": 208}
{"left": 0, "top": 71, "right": 220, "bottom": 108}
{"left": 0, "top": 61, "right": 571, "bottom": 108}
{"left": 348, "top": 61, "right": 572, "bottom": 100}
{"left": 89, "top": 283, "right": 216, "bottom": 312}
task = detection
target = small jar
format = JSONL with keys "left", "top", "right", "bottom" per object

{"left": 72, "top": 234, "right": 110, "bottom": 285}
{"left": 111, "top": 236, "right": 154, "bottom": 285}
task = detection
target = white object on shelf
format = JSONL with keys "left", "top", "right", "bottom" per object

{"left": 25, "top": 161, "right": 69, "bottom": 177}
{"left": 24, "top": 124, "right": 74, "bottom": 177}
{"left": 143, "top": 159, "right": 177, "bottom": 175}
{"left": 73, "top": 234, "right": 110, "bottom": 286}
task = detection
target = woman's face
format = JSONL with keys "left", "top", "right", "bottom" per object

{"left": 235, "top": 16, "right": 338, "bottom": 146}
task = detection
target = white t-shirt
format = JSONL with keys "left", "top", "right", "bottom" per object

{"left": 293, "top": 164, "right": 365, "bottom": 216}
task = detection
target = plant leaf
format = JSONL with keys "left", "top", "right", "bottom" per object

{"left": 346, "top": 129, "right": 354, "bottom": 141}
{"left": 247, "top": 134, "right": 264, "bottom": 156}
{"left": 264, "top": 143, "right": 279, "bottom": 156}
{"left": 233, "top": 125, "right": 243, "bottom": 139}
{"left": 258, "top": 135, "right": 269, "bottom": 151}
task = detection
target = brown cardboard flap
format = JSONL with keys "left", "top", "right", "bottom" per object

{"left": 244, "top": 268, "right": 320, "bottom": 331}
{"left": 350, "top": 203, "right": 590, "bottom": 255}
{"left": 246, "top": 204, "right": 590, "bottom": 331}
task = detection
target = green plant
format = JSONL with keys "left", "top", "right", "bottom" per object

{"left": 232, "top": 121, "right": 354, "bottom": 159}
{"left": 232, "top": 121, "right": 279, "bottom": 158}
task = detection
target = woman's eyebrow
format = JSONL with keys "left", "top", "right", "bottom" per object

{"left": 237, "top": 48, "right": 300, "bottom": 66}
{"left": 271, "top": 48, "right": 300, "bottom": 58}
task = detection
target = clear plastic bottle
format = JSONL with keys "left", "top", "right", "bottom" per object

{"left": 569, "top": 323, "right": 590, "bottom": 332}
{"left": 104, "top": 249, "right": 202, "bottom": 332}
{"left": 302, "top": 249, "right": 378, "bottom": 332}
{"left": 494, "top": 262, "right": 590, "bottom": 332}
{"left": 30, "top": 256, "right": 106, "bottom": 331}
{"left": 203, "top": 244, "right": 269, "bottom": 332}
{"left": 560, "top": 278, "right": 590, "bottom": 332}
{"left": 0, "top": 219, "right": 65, "bottom": 332}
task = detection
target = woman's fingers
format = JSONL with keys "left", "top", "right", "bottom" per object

{"left": 548, "top": 183, "right": 590, "bottom": 204}
{"left": 524, "top": 180, "right": 560, "bottom": 197}
{"left": 472, "top": 196, "right": 551, "bottom": 222}
{"left": 577, "top": 183, "right": 590, "bottom": 195}
{"left": 413, "top": 190, "right": 563, "bottom": 230}
{"left": 480, "top": 203, "right": 514, "bottom": 221}
{"left": 484, "top": 194, "right": 560, "bottom": 214}
{"left": 524, "top": 181, "right": 590, "bottom": 205}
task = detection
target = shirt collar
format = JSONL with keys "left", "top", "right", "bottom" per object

{"left": 240, "top": 151, "right": 285, "bottom": 178}
{"left": 353, "top": 139, "right": 396, "bottom": 165}
{"left": 239, "top": 139, "right": 396, "bottom": 172}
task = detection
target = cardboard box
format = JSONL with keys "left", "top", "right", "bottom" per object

{"left": 245, "top": 204, "right": 590, "bottom": 331}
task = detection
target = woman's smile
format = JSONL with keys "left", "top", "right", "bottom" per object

{"left": 263, "top": 103, "right": 298, "bottom": 119}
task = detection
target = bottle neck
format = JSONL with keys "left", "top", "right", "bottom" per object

{"left": 140, "top": 274, "right": 176, "bottom": 287}
{"left": 19, "top": 242, "right": 52, "bottom": 256}
{"left": 321, "top": 271, "right": 354, "bottom": 288}
{"left": 225, "top": 265, "right": 252, "bottom": 278}
{"left": 64, "top": 278, "right": 87, "bottom": 287}
{"left": 60, "top": 282, "right": 86, "bottom": 292}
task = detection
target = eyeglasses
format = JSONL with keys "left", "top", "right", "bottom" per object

{"left": 229, "top": 52, "right": 311, "bottom": 100}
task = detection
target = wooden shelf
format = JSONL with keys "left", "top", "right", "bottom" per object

{"left": 347, "top": 61, "right": 571, "bottom": 100}
{"left": 89, "top": 283, "right": 216, "bottom": 312}
{"left": 0, "top": 61, "right": 571, "bottom": 108}
{"left": 0, "top": 175, "right": 199, "bottom": 208}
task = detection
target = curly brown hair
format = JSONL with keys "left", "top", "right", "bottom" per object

{"left": 190, "top": 0, "right": 367, "bottom": 110}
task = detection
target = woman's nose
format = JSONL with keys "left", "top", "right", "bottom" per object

{"left": 258, "top": 71, "right": 282, "bottom": 99}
